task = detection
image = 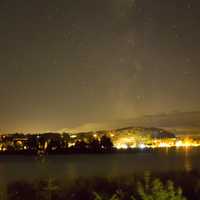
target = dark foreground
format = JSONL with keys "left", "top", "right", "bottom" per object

{"left": 0, "top": 170, "right": 199, "bottom": 200}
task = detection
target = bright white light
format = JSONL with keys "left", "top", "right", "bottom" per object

{"left": 159, "top": 143, "right": 170, "bottom": 148}
{"left": 110, "top": 134, "right": 114, "bottom": 137}
{"left": 115, "top": 143, "right": 128, "bottom": 149}
{"left": 68, "top": 142, "right": 75, "bottom": 147}
{"left": 70, "top": 135, "right": 77, "bottom": 138}
{"left": 176, "top": 141, "right": 183, "bottom": 147}
{"left": 139, "top": 144, "right": 146, "bottom": 149}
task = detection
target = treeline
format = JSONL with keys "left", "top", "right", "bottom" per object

{"left": 44, "top": 134, "right": 114, "bottom": 154}
{"left": 0, "top": 133, "right": 114, "bottom": 154}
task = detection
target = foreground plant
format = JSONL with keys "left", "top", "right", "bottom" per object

{"left": 93, "top": 192, "right": 120, "bottom": 200}
{"left": 135, "top": 172, "right": 186, "bottom": 200}
{"left": 93, "top": 173, "right": 187, "bottom": 200}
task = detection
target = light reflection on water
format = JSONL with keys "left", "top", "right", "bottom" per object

{"left": 0, "top": 147, "right": 199, "bottom": 183}
{"left": 183, "top": 147, "right": 193, "bottom": 172}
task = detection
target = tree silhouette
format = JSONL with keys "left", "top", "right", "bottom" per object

{"left": 62, "top": 133, "right": 70, "bottom": 149}
{"left": 89, "top": 139, "right": 101, "bottom": 153}
{"left": 74, "top": 140, "right": 88, "bottom": 153}
{"left": 26, "top": 136, "right": 38, "bottom": 152}
{"left": 100, "top": 135, "right": 113, "bottom": 152}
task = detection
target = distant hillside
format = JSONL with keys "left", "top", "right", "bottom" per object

{"left": 117, "top": 111, "right": 200, "bottom": 135}
{"left": 114, "top": 127, "right": 176, "bottom": 139}
{"left": 60, "top": 111, "right": 200, "bottom": 135}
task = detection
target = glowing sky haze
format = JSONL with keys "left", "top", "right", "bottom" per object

{"left": 0, "top": 0, "right": 200, "bottom": 132}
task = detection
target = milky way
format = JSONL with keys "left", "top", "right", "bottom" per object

{"left": 0, "top": 0, "right": 200, "bottom": 132}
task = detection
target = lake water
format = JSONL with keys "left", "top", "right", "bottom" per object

{"left": 0, "top": 147, "right": 200, "bottom": 183}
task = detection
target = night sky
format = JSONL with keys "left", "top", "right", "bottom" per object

{"left": 0, "top": 0, "right": 200, "bottom": 133}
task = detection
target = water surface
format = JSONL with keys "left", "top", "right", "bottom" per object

{"left": 0, "top": 147, "right": 199, "bottom": 183}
